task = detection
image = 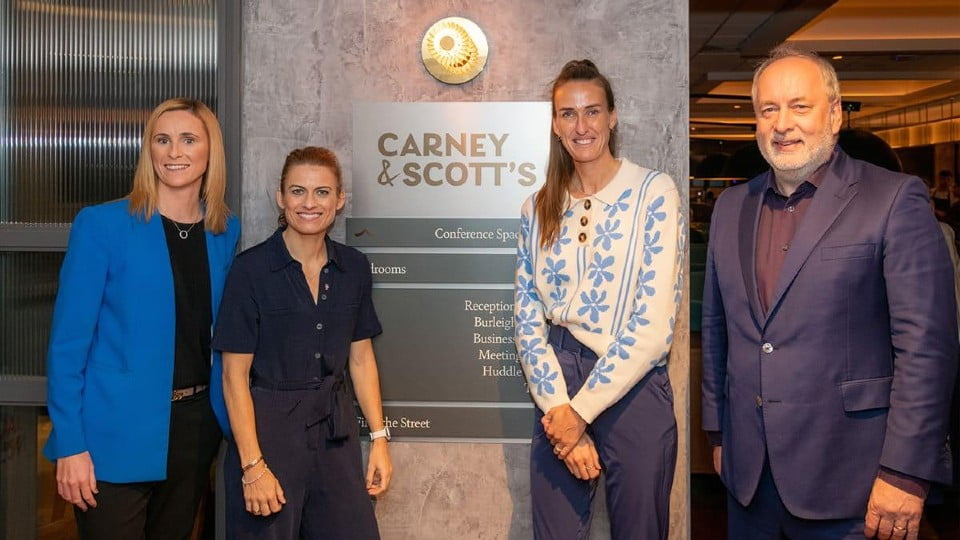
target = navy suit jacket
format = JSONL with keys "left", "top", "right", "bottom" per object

{"left": 43, "top": 200, "right": 240, "bottom": 482}
{"left": 701, "top": 149, "right": 958, "bottom": 519}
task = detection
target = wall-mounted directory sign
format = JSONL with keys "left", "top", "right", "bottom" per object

{"left": 349, "top": 102, "right": 550, "bottom": 440}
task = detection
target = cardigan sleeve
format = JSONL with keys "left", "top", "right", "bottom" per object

{"left": 569, "top": 184, "right": 684, "bottom": 423}
{"left": 44, "top": 207, "right": 112, "bottom": 459}
{"left": 515, "top": 196, "right": 571, "bottom": 413}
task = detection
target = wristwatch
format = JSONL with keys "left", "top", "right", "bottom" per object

{"left": 369, "top": 426, "right": 391, "bottom": 441}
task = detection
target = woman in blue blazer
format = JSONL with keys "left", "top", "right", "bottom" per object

{"left": 43, "top": 98, "right": 241, "bottom": 540}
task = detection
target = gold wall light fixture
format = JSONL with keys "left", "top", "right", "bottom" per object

{"left": 421, "top": 17, "right": 488, "bottom": 84}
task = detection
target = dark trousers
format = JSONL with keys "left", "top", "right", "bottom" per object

{"left": 74, "top": 392, "right": 222, "bottom": 540}
{"left": 727, "top": 458, "right": 865, "bottom": 540}
{"left": 224, "top": 385, "right": 379, "bottom": 540}
{"left": 531, "top": 325, "right": 677, "bottom": 540}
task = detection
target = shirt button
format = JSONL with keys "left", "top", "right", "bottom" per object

{"left": 762, "top": 342, "right": 773, "bottom": 354}
{"left": 316, "top": 323, "right": 324, "bottom": 330}
{"left": 323, "top": 268, "right": 329, "bottom": 273}
{"left": 321, "top": 294, "right": 327, "bottom": 301}
{"left": 578, "top": 232, "right": 587, "bottom": 243}
{"left": 314, "top": 352, "right": 322, "bottom": 359}
{"left": 787, "top": 205, "right": 796, "bottom": 213}
{"left": 756, "top": 395, "right": 763, "bottom": 408}
{"left": 584, "top": 199, "right": 592, "bottom": 210}
{"left": 580, "top": 216, "right": 588, "bottom": 226}
{"left": 781, "top": 244, "right": 789, "bottom": 252}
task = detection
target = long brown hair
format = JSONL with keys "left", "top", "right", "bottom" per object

{"left": 277, "top": 146, "right": 343, "bottom": 226}
{"left": 128, "top": 98, "right": 230, "bottom": 234}
{"left": 535, "top": 59, "right": 619, "bottom": 248}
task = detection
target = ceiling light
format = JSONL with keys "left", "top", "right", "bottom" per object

{"left": 832, "top": 55, "right": 843, "bottom": 60}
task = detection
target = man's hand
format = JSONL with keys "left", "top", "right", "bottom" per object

{"left": 542, "top": 404, "right": 587, "bottom": 460}
{"left": 712, "top": 446, "right": 722, "bottom": 476}
{"left": 864, "top": 475, "right": 924, "bottom": 540}
{"left": 56, "top": 451, "right": 98, "bottom": 511}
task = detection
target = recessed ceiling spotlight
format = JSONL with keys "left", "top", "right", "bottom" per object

{"left": 733, "top": 105, "right": 741, "bottom": 109}
{"left": 832, "top": 55, "right": 843, "bottom": 60}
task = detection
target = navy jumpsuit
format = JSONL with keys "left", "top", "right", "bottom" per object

{"left": 213, "top": 228, "right": 382, "bottom": 540}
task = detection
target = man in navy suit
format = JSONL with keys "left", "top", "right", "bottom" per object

{"left": 701, "top": 44, "right": 958, "bottom": 540}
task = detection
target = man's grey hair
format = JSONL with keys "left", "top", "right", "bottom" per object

{"left": 751, "top": 43, "right": 841, "bottom": 105}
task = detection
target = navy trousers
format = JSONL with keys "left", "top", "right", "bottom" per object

{"left": 531, "top": 325, "right": 677, "bottom": 540}
{"left": 224, "top": 384, "right": 379, "bottom": 540}
{"left": 727, "top": 458, "right": 865, "bottom": 540}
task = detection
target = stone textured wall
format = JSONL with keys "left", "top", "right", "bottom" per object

{"left": 241, "top": 1, "right": 689, "bottom": 538}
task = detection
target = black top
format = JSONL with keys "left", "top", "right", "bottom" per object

{"left": 212, "top": 227, "right": 382, "bottom": 382}
{"left": 161, "top": 216, "right": 212, "bottom": 389}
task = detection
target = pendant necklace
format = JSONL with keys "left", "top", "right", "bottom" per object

{"left": 170, "top": 219, "right": 199, "bottom": 240}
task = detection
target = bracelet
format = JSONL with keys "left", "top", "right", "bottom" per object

{"left": 242, "top": 465, "right": 269, "bottom": 486}
{"left": 241, "top": 455, "right": 264, "bottom": 473}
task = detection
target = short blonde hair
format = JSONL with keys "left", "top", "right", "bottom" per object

{"left": 128, "top": 98, "right": 230, "bottom": 234}
{"left": 751, "top": 43, "right": 841, "bottom": 106}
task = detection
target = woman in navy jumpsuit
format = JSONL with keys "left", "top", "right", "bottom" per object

{"left": 213, "top": 146, "right": 392, "bottom": 539}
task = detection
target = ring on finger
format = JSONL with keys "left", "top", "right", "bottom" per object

{"left": 893, "top": 525, "right": 906, "bottom": 532}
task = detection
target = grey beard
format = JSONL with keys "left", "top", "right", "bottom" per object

{"left": 766, "top": 141, "right": 836, "bottom": 188}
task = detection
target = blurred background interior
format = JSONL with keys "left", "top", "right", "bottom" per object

{"left": 689, "top": 1, "right": 959, "bottom": 538}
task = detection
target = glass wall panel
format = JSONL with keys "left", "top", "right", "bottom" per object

{"left": 0, "top": 0, "right": 219, "bottom": 224}
{"left": 0, "top": 252, "right": 63, "bottom": 377}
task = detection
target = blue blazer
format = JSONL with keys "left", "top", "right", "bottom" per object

{"left": 43, "top": 199, "right": 240, "bottom": 483}
{"left": 701, "top": 150, "right": 958, "bottom": 519}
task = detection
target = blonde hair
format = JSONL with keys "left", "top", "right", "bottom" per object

{"left": 128, "top": 98, "right": 230, "bottom": 234}
{"left": 536, "top": 59, "right": 619, "bottom": 248}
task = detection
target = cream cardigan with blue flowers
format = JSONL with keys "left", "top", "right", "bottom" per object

{"left": 514, "top": 158, "right": 684, "bottom": 422}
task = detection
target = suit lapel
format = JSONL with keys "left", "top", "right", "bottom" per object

{"left": 739, "top": 174, "right": 767, "bottom": 327}
{"left": 765, "top": 151, "right": 859, "bottom": 323}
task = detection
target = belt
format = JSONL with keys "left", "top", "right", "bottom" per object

{"left": 172, "top": 384, "right": 208, "bottom": 401}
{"left": 250, "top": 373, "right": 350, "bottom": 441}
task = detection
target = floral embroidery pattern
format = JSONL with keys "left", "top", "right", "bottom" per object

{"left": 549, "top": 286, "right": 568, "bottom": 309}
{"left": 531, "top": 362, "right": 558, "bottom": 396}
{"left": 577, "top": 289, "right": 610, "bottom": 323}
{"left": 588, "top": 358, "right": 616, "bottom": 388}
{"left": 515, "top": 308, "right": 541, "bottom": 335}
{"left": 552, "top": 225, "right": 572, "bottom": 255}
{"left": 541, "top": 257, "right": 570, "bottom": 286}
{"left": 593, "top": 219, "right": 623, "bottom": 251}
{"left": 516, "top": 275, "right": 539, "bottom": 308}
{"left": 519, "top": 337, "right": 547, "bottom": 366}
{"left": 587, "top": 253, "right": 615, "bottom": 288}
{"left": 513, "top": 165, "right": 680, "bottom": 415}
{"left": 606, "top": 189, "right": 632, "bottom": 218}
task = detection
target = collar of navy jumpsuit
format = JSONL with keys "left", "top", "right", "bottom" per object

{"left": 256, "top": 227, "right": 350, "bottom": 441}
{"left": 265, "top": 226, "right": 344, "bottom": 274}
